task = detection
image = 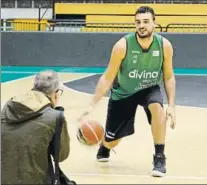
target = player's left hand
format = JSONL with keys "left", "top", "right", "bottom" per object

{"left": 165, "top": 106, "right": 176, "bottom": 129}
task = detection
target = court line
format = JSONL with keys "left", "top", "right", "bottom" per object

{"left": 65, "top": 172, "right": 207, "bottom": 180}
{"left": 2, "top": 73, "right": 95, "bottom": 84}
{"left": 63, "top": 76, "right": 207, "bottom": 109}
{"left": 1, "top": 74, "right": 96, "bottom": 110}
{"left": 2, "top": 71, "right": 207, "bottom": 180}
{"left": 2, "top": 72, "right": 207, "bottom": 86}
{"left": 175, "top": 74, "right": 207, "bottom": 76}
{"left": 1, "top": 73, "right": 96, "bottom": 108}
{"left": 62, "top": 73, "right": 96, "bottom": 84}
{"left": 63, "top": 84, "right": 109, "bottom": 100}
{"left": 2, "top": 75, "right": 35, "bottom": 84}
{"left": 2, "top": 71, "right": 38, "bottom": 74}
{"left": 62, "top": 74, "right": 110, "bottom": 100}
{"left": 65, "top": 86, "right": 207, "bottom": 109}
{"left": 1, "top": 76, "right": 27, "bottom": 107}
{"left": 62, "top": 73, "right": 207, "bottom": 182}
{"left": 2, "top": 70, "right": 207, "bottom": 76}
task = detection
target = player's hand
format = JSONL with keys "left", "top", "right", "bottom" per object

{"left": 165, "top": 106, "right": 176, "bottom": 129}
{"left": 77, "top": 104, "right": 95, "bottom": 122}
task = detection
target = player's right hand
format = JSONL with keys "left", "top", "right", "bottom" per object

{"left": 77, "top": 105, "right": 95, "bottom": 122}
{"left": 165, "top": 106, "right": 176, "bottom": 129}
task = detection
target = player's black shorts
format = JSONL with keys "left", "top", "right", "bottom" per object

{"left": 104, "top": 85, "right": 163, "bottom": 142}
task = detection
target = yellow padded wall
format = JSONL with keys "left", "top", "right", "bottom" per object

{"left": 86, "top": 15, "right": 207, "bottom": 27}
{"left": 55, "top": 3, "right": 207, "bottom": 15}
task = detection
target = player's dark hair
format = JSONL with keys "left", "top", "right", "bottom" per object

{"left": 135, "top": 6, "right": 155, "bottom": 21}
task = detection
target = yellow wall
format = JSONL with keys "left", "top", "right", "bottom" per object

{"left": 86, "top": 15, "right": 207, "bottom": 27}
{"left": 55, "top": 3, "right": 207, "bottom": 32}
{"left": 9, "top": 19, "right": 48, "bottom": 31}
{"left": 55, "top": 3, "right": 207, "bottom": 15}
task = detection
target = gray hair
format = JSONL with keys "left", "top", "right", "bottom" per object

{"left": 34, "top": 70, "right": 61, "bottom": 95}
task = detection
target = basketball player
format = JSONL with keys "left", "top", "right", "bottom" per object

{"left": 78, "top": 6, "right": 176, "bottom": 177}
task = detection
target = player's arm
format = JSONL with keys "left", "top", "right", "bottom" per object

{"left": 162, "top": 37, "right": 176, "bottom": 107}
{"left": 90, "top": 38, "right": 126, "bottom": 107}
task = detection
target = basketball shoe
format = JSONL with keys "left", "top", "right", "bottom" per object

{"left": 151, "top": 153, "right": 166, "bottom": 177}
{"left": 96, "top": 144, "right": 110, "bottom": 162}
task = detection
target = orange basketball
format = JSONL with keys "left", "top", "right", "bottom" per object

{"left": 77, "top": 120, "right": 104, "bottom": 145}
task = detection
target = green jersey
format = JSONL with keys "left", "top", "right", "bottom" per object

{"left": 111, "top": 32, "right": 164, "bottom": 100}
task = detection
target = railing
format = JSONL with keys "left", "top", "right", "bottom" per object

{"left": 1, "top": 0, "right": 52, "bottom": 8}
{"left": 55, "top": 0, "right": 207, "bottom": 3}
{"left": 2, "top": 0, "right": 207, "bottom": 8}
{"left": 1, "top": 20, "right": 163, "bottom": 32}
{"left": 1, "top": 20, "right": 50, "bottom": 31}
{"left": 165, "top": 23, "right": 207, "bottom": 32}
{"left": 49, "top": 21, "right": 164, "bottom": 32}
{"left": 2, "top": 20, "right": 207, "bottom": 33}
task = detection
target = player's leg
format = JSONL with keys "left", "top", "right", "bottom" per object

{"left": 142, "top": 85, "right": 166, "bottom": 177}
{"left": 97, "top": 95, "right": 138, "bottom": 162}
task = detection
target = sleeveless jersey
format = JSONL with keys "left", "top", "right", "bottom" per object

{"left": 111, "top": 32, "right": 164, "bottom": 100}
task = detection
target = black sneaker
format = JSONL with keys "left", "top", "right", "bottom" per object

{"left": 96, "top": 144, "right": 110, "bottom": 162}
{"left": 151, "top": 153, "right": 166, "bottom": 177}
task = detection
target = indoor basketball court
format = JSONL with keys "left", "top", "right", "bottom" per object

{"left": 1, "top": 68, "right": 207, "bottom": 184}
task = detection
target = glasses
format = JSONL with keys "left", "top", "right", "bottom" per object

{"left": 55, "top": 89, "right": 64, "bottom": 96}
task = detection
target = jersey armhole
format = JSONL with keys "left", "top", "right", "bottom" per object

{"left": 121, "top": 37, "right": 128, "bottom": 64}
{"left": 114, "top": 36, "right": 128, "bottom": 87}
{"left": 160, "top": 35, "right": 164, "bottom": 71}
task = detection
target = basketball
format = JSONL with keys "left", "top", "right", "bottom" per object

{"left": 77, "top": 120, "right": 104, "bottom": 145}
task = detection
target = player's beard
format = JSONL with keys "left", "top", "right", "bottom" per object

{"left": 137, "top": 28, "right": 153, "bottom": 39}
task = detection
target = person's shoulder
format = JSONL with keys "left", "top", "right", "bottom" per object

{"left": 111, "top": 35, "right": 127, "bottom": 59}
{"left": 157, "top": 34, "right": 173, "bottom": 57}
{"left": 40, "top": 106, "right": 60, "bottom": 122}
{"left": 44, "top": 106, "right": 65, "bottom": 119}
{"left": 40, "top": 107, "right": 67, "bottom": 130}
{"left": 156, "top": 33, "right": 173, "bottom": 49}
{"left": 163, "top": 38, "right": 173, "bottom": 50}
{"left": 114, "top": 36, "right": 127, "bottom": 50}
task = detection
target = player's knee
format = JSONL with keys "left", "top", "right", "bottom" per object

{"left": 149, "top": 103, "right": 162, "bottom": 110}
{"left": 148, "top": 103, "right": 164, "bottom": 115}
{"left": 148, "top": 103, "right": 165, "bottom": 124}
{"left": 103, "top": 139, "right": 121, "bottom": 149}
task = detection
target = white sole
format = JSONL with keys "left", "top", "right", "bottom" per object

{"left": 97, "top": 158, "right": 110, "bottom": 162}
{"left": 151, "top": 170, "right": 166, "bottom": 177}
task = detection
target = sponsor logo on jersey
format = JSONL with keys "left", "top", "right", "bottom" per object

{"left": 132, "top": 54, "right": 138, "bottom": 63}
{"left": 153, "top": 50, "right": 160, "bottom": 56}
{"left": 129, "top": 70, "right": 158, "bottom": 79}
{"left": 132, "top": 50, "right": 140, "bottom": 54}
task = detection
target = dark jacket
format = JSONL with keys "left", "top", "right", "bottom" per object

{"left": 1, "top": 90, "right": 70, "bottom": 184}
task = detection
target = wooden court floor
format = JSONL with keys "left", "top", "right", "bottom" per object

{"left": 2, "top": 73, "right": 207, "bottom": 184}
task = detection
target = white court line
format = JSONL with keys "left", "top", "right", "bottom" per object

{"left": 62, "top": 73, "right": 96, "bottom": 84}
{"left": 65, "top": 85, "right": 207, "bottom": 109}
{"left": 62, "top": 74, "right": 105, "bottom": 98}
{"left": 2, "top": 70, "right": 207, "bottom": 76}
{"left": 2, "top": 75, "right": 35, "bottom": 84}
{"left": 63, "top": 81, "right": 109, "bottom": 101}
{"left": 2, "top": 72, "right": 95, "bottom": 85}
{"left": 2, "top": 71, "right": 101, "bottom": 75}
{"left": 62, "top": 74, "right": 207, "bottom": 182}
{"left": 2, "top": 71, "right": 207, "bottom": 86}
{"left": 2, "top": 71, "right": 37, "bottom": 74}
{"left": 65, "top": 172, "right": 207, "bottom": 180}
{"left": 175, "top": 73, "right": 207, "bottom": 76}
{"left": 1, "top": 73, "right": 95, "bottom": 108}
{"left": 2, "top": 72, "right": 207, "bottom": 86}
{"left": 2, "top": 72, "right": 207, "bottom": 180}
{"left": 63, "top": 77, "right": 207, "bottom": 110}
